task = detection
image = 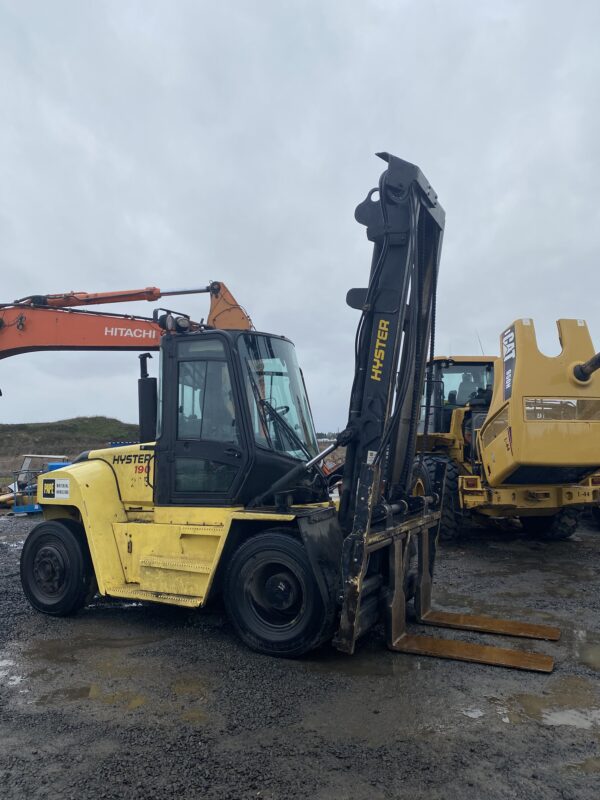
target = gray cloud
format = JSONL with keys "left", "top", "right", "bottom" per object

{"left": 1, "top": 0, "right": 600, "bottom": 430}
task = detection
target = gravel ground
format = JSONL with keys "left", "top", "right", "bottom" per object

{"left": 1, "top": 513, "right": 600, "bottom": 799}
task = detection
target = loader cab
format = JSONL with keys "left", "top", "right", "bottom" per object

{"left": 153, "top": 329, "right": 327, "bottom": 507}
{"left": 421, "top": 357, "right": 494, "bottom": 434}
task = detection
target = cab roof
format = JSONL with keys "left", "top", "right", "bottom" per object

{"left": 431, "top": 355, "right": 496, "bottom": 363}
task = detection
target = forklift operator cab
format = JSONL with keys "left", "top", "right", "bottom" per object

{"left": 154, "top": 329, "right": 326, "bottom": 508}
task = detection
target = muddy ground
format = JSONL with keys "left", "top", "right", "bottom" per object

{"left": 1, "top": 515, "right": 599, "bottom": 800}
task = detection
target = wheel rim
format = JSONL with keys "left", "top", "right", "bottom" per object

{"left": 244, "top": 561, "right": 305, "bottom": 630}
{"left": 412, "top": 477, "right": 426, "bottom": 497}
{"left": 31, "top": 544, "right": 68, "bottom": 599}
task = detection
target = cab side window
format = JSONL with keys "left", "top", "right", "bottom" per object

{"left": 177, "top": 359, "right": 239, "bottom": 445}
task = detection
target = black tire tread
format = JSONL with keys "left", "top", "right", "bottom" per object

{"left": 416, "top": 455, "right": 462, "bottom": 542}
{"left": 20, "top": 519, "right": 95, "bottom": 616}
{"left": 223, "top": 529, "right": 334, "bottom": 658}
{"left": 546, "top": 507, "right": 579, "bottom": 540}
{"left": 521, "top": 508, "right": 579, "bottom": 541}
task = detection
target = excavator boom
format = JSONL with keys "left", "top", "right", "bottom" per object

{"left": 0, "top": 281, "right": 252, "bottom": 360}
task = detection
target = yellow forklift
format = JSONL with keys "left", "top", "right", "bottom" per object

{"left": 19, "top": 154, "right": 559, "bottom": 671}
{"left": 416, "top": 322, "right": 600, "bottom": 541}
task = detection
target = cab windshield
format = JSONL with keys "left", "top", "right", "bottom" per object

{"left": 419, "top": 360, "right": 494, "bottom": 433}
{"left": 438, "top": 362, "right": 493, "bottom": 407}
{"left": 238, "top": 334, "right": 318, "bottom": 460}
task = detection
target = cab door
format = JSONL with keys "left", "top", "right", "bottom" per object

{"left": 155, "top": 333, "right": 250, "bottom": 506}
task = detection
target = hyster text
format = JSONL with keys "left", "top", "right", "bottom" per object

{"left": 371, "top": 319, "right": 390, "bottom": 382}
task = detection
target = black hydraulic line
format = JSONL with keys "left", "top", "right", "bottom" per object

{"left": 574, "top": 352, "right": 600, "bottom": 381}
{"left": 0, "top": 304, "right": 156, "bottom": 319}
{"left": 375, "top": 187, "right": 421, "bottom": 467}
{"left": 419, "top": 235, "right": 438, "bottom": 454}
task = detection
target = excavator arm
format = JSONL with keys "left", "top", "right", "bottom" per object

{"left": 0, "top": 281, "right": 252, "bottom": 360}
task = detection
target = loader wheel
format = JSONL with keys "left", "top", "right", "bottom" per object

{"left": 20, "top": 520, "right": 95, "bottom": 616}
{"left": 413, "top": 456, "right": 461, "bottom": 543}
{"left": 223, "top": 531, "right": 334, "bottom": 658}
{"left": 406, "top": 461, "right": 434, "bottom": 594}
{"left": 437, "top": 459, "right": 462, "bottom": 542}
{"left": 520, "top": 508, "right": 579, "bottom": 541}
{"left": 592, "top": 507, "right": 600, "bottom": 530}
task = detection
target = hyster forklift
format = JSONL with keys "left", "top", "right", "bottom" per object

{"left": 20, "top": 154, "right": 559, "bottom": 671}
{"left": 416, "top": 323, "right": 600, "bottom": 541}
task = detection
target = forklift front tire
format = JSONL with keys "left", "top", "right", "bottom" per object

{"left": 20, "top": 520, "right": 95, "bottom": 616}
{"left": 223, "top": 531, "right": 330, "bottom": 658}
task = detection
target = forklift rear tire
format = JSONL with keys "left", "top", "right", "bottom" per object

{"left": 20, "top": 520, "right": 95, "bottom": 616}
{"left": 223, "top": 531, "right": 332, "bottom": 658}
{"left": 520, "top": 508, "right": 579, "bottom": 540}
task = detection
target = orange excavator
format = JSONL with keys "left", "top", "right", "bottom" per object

{"left": 0, "top": 280, "right": 252, "bottom": 441}
{"left": 0, "top": 281, "right": 252, "bottom": 360}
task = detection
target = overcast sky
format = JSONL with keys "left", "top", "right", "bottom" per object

{"left": 1, "top": 0, "right": 600, "bottom": 432}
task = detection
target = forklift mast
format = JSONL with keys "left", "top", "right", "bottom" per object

{"left": 339, "top": 153, "right": 445, "bottom": 532}
{"left": 333, "top": 155, "right": 559, "bottom": 670}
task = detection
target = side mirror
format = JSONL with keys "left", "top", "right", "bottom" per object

{"left": 138, "top": 353, "right": 157, "bottom": 443}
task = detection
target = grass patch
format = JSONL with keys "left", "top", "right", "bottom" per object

{"left": 0, "top": 416, "right": 139, "bottom": 470}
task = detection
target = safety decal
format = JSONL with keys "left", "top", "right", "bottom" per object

{"left": 41, "top": 478, "right": 70, "bottom": 500}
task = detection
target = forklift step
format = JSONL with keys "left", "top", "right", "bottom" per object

{"left": 105, "top": 585, "right": 202, "bottom": 607}
{"left": 390, "top": 632, "right": 554, "bottom": 673}
{"left": 139, "top": 555, "right": 213, "bottom": 574}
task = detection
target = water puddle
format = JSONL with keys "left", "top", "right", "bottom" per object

{"left": 470, "top": 557, "right": 596, "bottom": 583}
{"left": 579, "top": 643, "right": 600, "bottom": 671}
{"left": 304, "top": 646, "right": 421, "bottom": 677}
{"left": 31, "top": 673, "right": 210, "bottom": 724}
{"left": 172, "top": 677, "right": 209, "bottom": 699}
{"left": 544, "top": 585, "right": 577, "bottom": 599}
{"left": 541, "top": 709, "right": 600, "bottom": 729}
{"left": 432, "top": 589, "right": 560, "bottom": 624}
{"left": 171, "top": 677, "right": 212, "bottom": 724}
{"left": 569, "top": 628, "right": 600, "bottom": 671}
{"left": 566, "top": 756, "right": 600, "bottom": 773}
{"left": 4, "top": 636, "right": 212, "bottom": 727}
{"left": 0, "top": 657, "right": 25, "bottom": 689}
{"left": 462, "top": 708, "right": 484, "bottom": 719}
{"left": 509, "top": 676, "right": 600, "bottom": 729}
{"left": 38, "top": 683, "right": 147, "bottom": 711}
{"left": 26, "top": 632, "right": 169, "bottom": 664}
{"left": 181, "top": 708, "right": 208, "bottom": 723}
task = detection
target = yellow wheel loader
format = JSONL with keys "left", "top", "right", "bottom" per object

{"left": 19, "top": 154, "right": 559, "bottom": 671}
{"left": 416, "top": 322, "right": 600, "bottom": 541}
